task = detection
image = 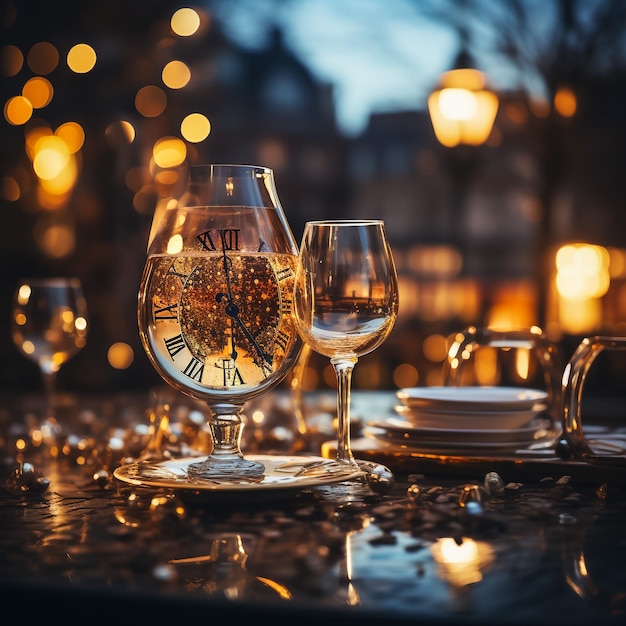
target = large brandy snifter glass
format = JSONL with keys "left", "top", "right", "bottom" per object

{"left": 11, "top": 277, "right": 88, "bottom": 442}
{"left": 293, "top": 220, "right": 399, "bottom": 484}
{"left": 136, "top": 164, "right": 302, "bottom": 480}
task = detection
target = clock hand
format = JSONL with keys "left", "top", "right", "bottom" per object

{"left": 216, "top": 293, "right": 273, "bottom": 371}
{"left": 220, "top": 231, "right": 235, "bottom": 302}
{"left": 232, "top": 311, "right": 273, "bottom": 372}
{"left": 216, "top": 292, "right": 238, "bottom": 361}
{"left": 218, "top": 230, "right": 238, "bottom": 361}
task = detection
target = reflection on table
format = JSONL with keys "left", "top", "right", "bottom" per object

{"left": 1, "top": 389, "right": 626, "bottom": 625}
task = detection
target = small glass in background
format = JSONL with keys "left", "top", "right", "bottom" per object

{"left": 10, "top": 277, "right": 88, "bottom": 444}
{"left": 562, "top": 335, "right": 626, "bottom": 466}
{"left": 442, "top": 325, "right": 563, "bottom": 433}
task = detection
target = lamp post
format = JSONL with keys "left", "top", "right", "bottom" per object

{"left": 427, "top": 50, "right": 499, "bottom": 322}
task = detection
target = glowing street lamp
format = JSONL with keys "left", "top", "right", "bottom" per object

{"left": 428, "top": 57, "right": 499, "bottom": 147}
{"left": 426, "top": 51, "right": 500, "bottom": 325}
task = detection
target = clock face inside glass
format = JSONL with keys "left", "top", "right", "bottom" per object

{"left": 142, "top": 248, "right": 297, "bottom": 392}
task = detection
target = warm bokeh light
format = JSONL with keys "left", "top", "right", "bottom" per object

{"left": 180, "top": 112, "right": 211, "bottom": 142}
{"left": 32, "top": 135, "right": 71, "bottom": 180}
{"left": 423, "top": 333, "right": 448, "bottom": 362}
{"left": 56, "top": 121, "right": 85, "bottom": 153}
{"left": 4, "top": 95, "right": 32, "bottom": 125}
{"left": 37, "top": 188, "right": 68, "bottom": 210}
{"left": 484, "top": 282, "right": 537, "bottom": 330}
{"left": 27, "top": 41, "right": 58, "bottom": 75}
{"left": 152, "top": 136, "right": 186, "bottom": 168}
{"left": 171, "top": 7, "right": 201, "bottom": 36}
{"left": 153, "top": 168, "right": 181, "bottom": 196}
{"left": 554, "top": 86, "right": 577, "bottom": 117}
{"left": 107, "top": 342, "right": 134, "bottom": 369}
{"left": 67, "top": 43, "right": 97, "bottom": 73}
{"left": 17, "top": 283, "right": 31, "bottom": 304}
{"left": 135, "top": 85, "right": 167, "bottom": 118}
{"left": 558, "top": 297, "right": 602, "bottom": 334}
{"left": 428, "top": 68, "right": 499, "bottom": 147}
{"left": 555, "top": 243, "right": 609, "bottom": 334}
{"left": 25, "top": 125, "right": 52, "bottom": 158}
{"left": 439, "top": 88, "right": 477, "bottom": 120}
{"left": 431, "top": 537, "right": 494, "bottom": 587}
{"left": 22, "top": 76, "right": 54, "bottom": 108}
{"left": 75, "top": 315, "right": 88, "bottom": 333}
{"left": 38, "top": 156, "right": 78, "bottom": 196}
{"left": 392, "top": 362, "right": 418, "bottom": 388}
{"left": 406, "top": 245, "right": 462, "bottom": 278}
{"left": 1, "top": 44, "right": 23, "bottom": 76}
{"left": 162, "top": 60, "right": 191, "bottom": 89}
{"left": 515, "top": 347, "right": 530, "bottom": 380}
{"left": 607, "top": 247, "right": 626, "bottom": 278}
{"left": 556, "top": 243, "right": 610, "bottom": 299}
{"left": 24, "top": 125, "right": 80, "bottom": 201}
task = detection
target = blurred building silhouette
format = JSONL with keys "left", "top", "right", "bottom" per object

{"left": 2, "top": 0, "right": 626, "bottom": 396}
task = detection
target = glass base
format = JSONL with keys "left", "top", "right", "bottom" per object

{"left": 187, "top": 455, "right": 265, "bottom": 480}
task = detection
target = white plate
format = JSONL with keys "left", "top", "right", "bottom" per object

{"left": 364, "top": 418, "right": 555, "bottom": 454}
{"left": 371, "top": 416, "right": 550, "bottom": 443}
{"left": 396, "top": 386, "right": 548, "bottom": 411}
{"left": 113, "top": 454, "right": 363, "bottom": 497}
{"left": 393, "top": 403, "right": 543, "bottom": 430}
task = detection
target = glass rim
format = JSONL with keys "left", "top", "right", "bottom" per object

{"left": 305, "top": 219, "right": 384, "bottom": 226}
{"left": 190, "top": 163, "right": 273, "bottom": 174}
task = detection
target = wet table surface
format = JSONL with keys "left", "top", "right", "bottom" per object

{"left": 1, "top": 389, "right": 626, "bottom": 626}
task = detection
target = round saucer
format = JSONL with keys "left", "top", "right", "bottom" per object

{"left": 378, "top": 416, "right": 549, "bottom": 443}
{"left": 396, "top": 386, "right": 548, "bottom": 411}
{"left": 364, "top": 417, "right": 556, "bottom": 455}
{"left": 113, "top": 454, "right": 363, "bottom": 496}
{"left": 393, "top": 403, "right": 543, "bottom": 430}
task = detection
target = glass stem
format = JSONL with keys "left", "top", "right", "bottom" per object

{"left": 207, "top": 402, "right": 246, "bottom": 460}
{"left": 39, "top": 367, "right": 61, "bottom": 440}
{"left": 41, "top": 368, "right": 57, "bottom": 422}
{"left": 331, "top": 356, "right": 359, "bottom": 468}
{"left": 188, "top": 402, "right": 265, "bottom": 479}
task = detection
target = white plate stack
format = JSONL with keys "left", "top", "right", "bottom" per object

{"left": 364, "top": 386, "right": 555, "bottom": 455}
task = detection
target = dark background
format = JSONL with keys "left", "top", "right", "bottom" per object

{"left": 2, "top": 0, "right": 626, "bottom": 398}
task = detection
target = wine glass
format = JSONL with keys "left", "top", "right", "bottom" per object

{"left": 137, "top": 164, "right": 302, "bottom": 480}
{"left": 292, "top": 220, "right": 399, "bottom": 486}
{"left": 11, "top": 277, "right": 88, "bottom": 441}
